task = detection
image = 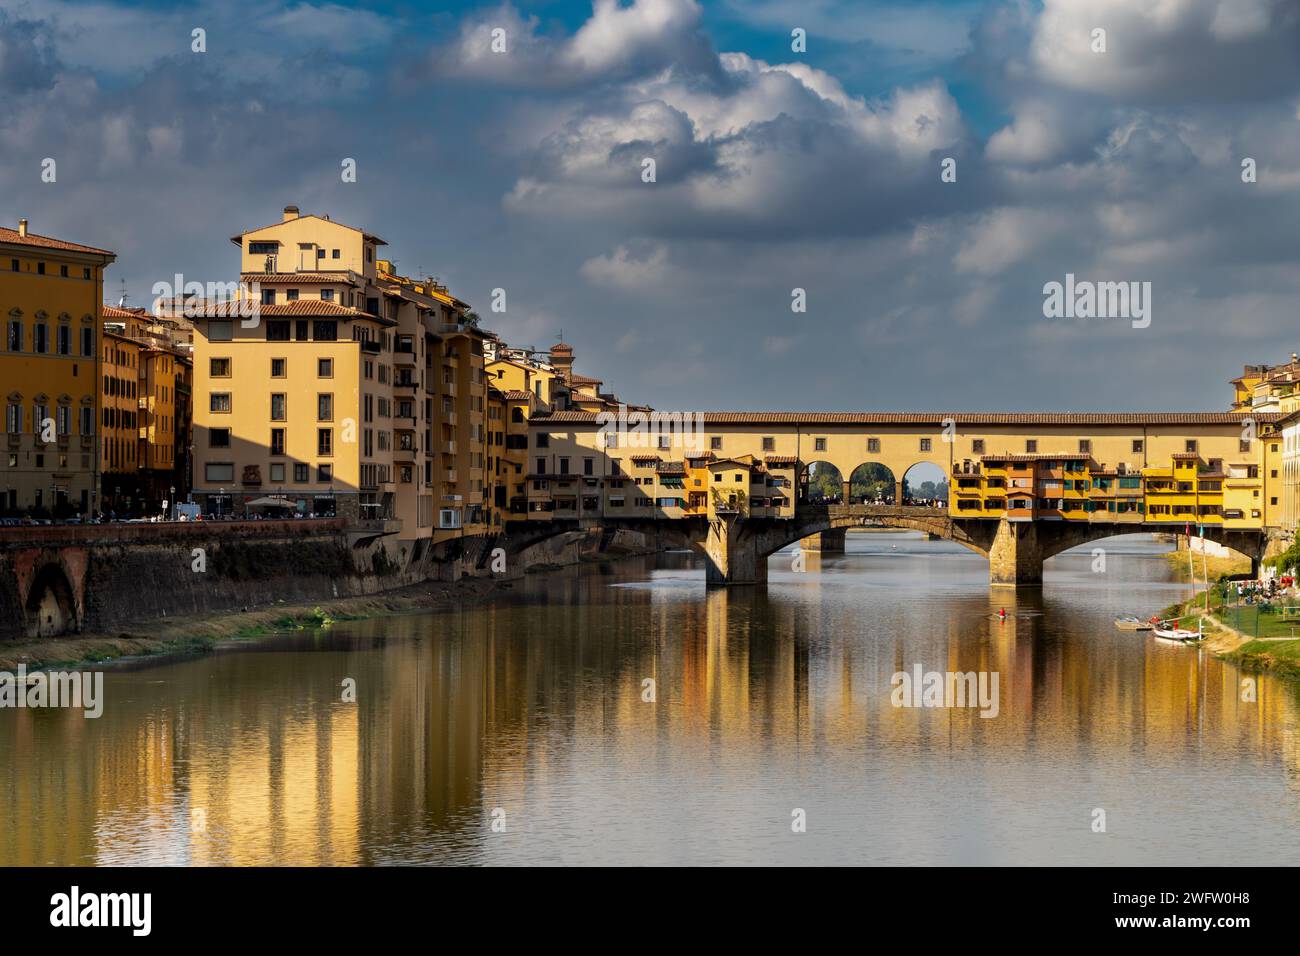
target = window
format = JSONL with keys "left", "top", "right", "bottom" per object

{"left": 34, "top": 323, "right": 47, "bottom": 354}
{"left": 83, "top": 268, "right": 91, "bottom": 280}
{"left": 332, "top": 249, "right": 340, "bottom": 259}
{"left": 711, "top": 436, "right": 722, "bottom": 450}
{"left": 536, "top": 457, "right": 547, "bottom": 473}
{"left": 321, "top": 289, "right": 335, "bottom": 302}
{"left": 1079, "top": 439, "right": 1091, "bottom": 454}
{"left": 7, "top": 320, "right": 21, "bottom": 352}
{"left": 60, "top": 264, "right": 68, "bottom": 277}
{"left": 317, "top": 393, "right": 333, "bottom": 421}
{"left": 271, "top": 358, "right": 286, "bottom": 377}
{"left": 972, "top": 439, "right": 985, "bottom": 454}
{"left": 8, "top": 259, "right": 16, "bottom": 272}
{"left": 208, "top": 428, "right": 231, "bottom": 448}
{"left": 1239, "top": 439, "right": 1251, "bottom": 453}
{"left": 318, "top": 358, "right": 333, "bottom": 378}
{"left": 1025, "top": 440, "right": 1038, "bottom": 453}
{"left": 559, "top": 457, "right": 570, "bottom": 475}
{"left": 762, "top": 437, "right": 775, "bottom": 452}
{"left": 295, "top": 320, "right": 309, "bottom": 341}
{"left": 1185, "top": 440, "right": 1198, "bottom": 453}
{"left": 261, "top": 288, "right": 276, "bottom": 306}
{"left": 5, "top": 404, "right": 21, "bottom": 434}
{"left": 208, "top": 321, "right": 232, "bottom": 341}
{"left": 536, "top": 433, "right": 550, "bottom": 448}
{"left": 210, "top": 357, "right": 231, "bottom": 377}
{"left": 266, "top": 321, "right": 290, "bottom": 341}
{"left": 57, "top": 325, "right": 70, "bottom": 355}
{"left": 318, "top": 463, "right": 332, "bottom": 482}
{"left": 37, "top": 262, "right": 45, "bottom": 275}
{"left": 249, "top": 241, "right": 278, "bottom": 255}
{"left": 313, "top": 321, "right": 337, "bottom": 341}
{"left": 79, "top": 407, "right": 92, "bottom": 436}
{"left": 271, "top": 394, "right": 286, "bottom": 421}
{"left": 867, "top": 437, "right": 880, "bottom": 453}
{"left": 271, "top": 429, "right": 285, "bottom": 456}
{"left": 205, "top": 463, "right": 235, "bottom": 482}
{"left": 209, "top": 392, "right": 232, "bottom": 413}
{"left": 293, "top": 463, "right": 309, "bottom": 482}
{"left": 317, "top": 428, "right": 333, "bottom": 456}
{"left": 81, "top": 327, "right": 93, "bottom": 356}
{"left": 270, "top": 463, "right": 285, "bottom": 483}
{"left": 286, "top": 289, "right": 299, "bottom": 302}
{"left": 920, "top": 438, "right": 932, "bottom": 452}
{"left": 815, "top": 437, "right": 827, "bottom": 452}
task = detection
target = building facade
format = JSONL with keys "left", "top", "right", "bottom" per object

{"left": 0, "top": 221, "right": 115, "bottom": 517}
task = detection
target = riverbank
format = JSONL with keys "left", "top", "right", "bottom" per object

{"left": 1161, "top": 549, "right": 1250, "bottom": 580}
{"left": 1155, "top": 590, "right": 1300, "bottom": 680}
{"left": 0, "top": 574, "right": 511, "bottom": 671}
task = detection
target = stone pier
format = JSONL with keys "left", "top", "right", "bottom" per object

{"left": 704, "top": 516, "right": 767, "bottom": 585}
{"left": 988, "top": 520, "right": 1044, "bottom": 587}
{"left": 801, "top": 528, "right": 846, "bottom": 553}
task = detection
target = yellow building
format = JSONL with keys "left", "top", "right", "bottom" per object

{"left": 101, "top": 305, "right": 192, "bottom": 512}
{"left": 0, "top": 220, "right": 114, "bottom": 516}
{"left": 190, "top": 206, "right": 496, "bottom": 547}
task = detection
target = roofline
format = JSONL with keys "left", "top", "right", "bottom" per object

{"left": 529, "top": 411, "right": 1279, "bottom": 426}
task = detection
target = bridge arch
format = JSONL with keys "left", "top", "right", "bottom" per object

{"left": 24, "top": 561, "right": 79, "bottom": 638}
{"left": 847, "top": 462, "right": 896, "bottom": 504}
{"left": 800, "top": 461, "right": 845, "bottom": 504}
{"left": 899, "top": 460, "right": 949, "bottom": 505}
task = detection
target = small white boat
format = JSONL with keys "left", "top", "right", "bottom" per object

{"left": 1115, "top": 616, "right": 1152, "bottom": 631}
{"left": 1151, "top": 619, "right": 1202, "bottom": 643}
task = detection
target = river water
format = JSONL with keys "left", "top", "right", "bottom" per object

{"left": 3, "top": 531, "right": 1298, "bottom": 866}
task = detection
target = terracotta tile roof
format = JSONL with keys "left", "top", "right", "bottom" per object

{"left": 499, "top": 390, "right": 532, "bottom": 401}
{"left": 532, "top": 410, "right": 1277, "bottom": 425}
{"left": 569, "top": 373, "right": 602, "bottom": 385}
{"left": 656, "top": 461, "right": 686, "bottom": 474}
{"left": 685, "top": 451, "right": 715, "bottom": 461}
{"left": 0, "top": 226, "right": 114, "bottom": 257}
{"left": 102, "top": 305, "right": 149, "bottom": 320}
{"left": 239, "top": 272, "right": 351, "bottom": 284}
{"left": 764, "top": 455, "right": 798, "bottom": 466}
{"left": 629, "top": 454, "right": 660, "bottom": 463}
{"left": 1171, "top": 453, "right": 1201, "bottom": 459}
{"left": 191, "top": 300, "right": 381, "bottom": 319}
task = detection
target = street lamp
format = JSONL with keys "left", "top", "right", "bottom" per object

{"left": 218, "top": 486, "right": 225, "bottom": 518}
{"left": 169, "top": 485, "right": 176, "bottom": 520}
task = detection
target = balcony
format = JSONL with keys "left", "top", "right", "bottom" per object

{"left": 442, "top": 440, "right": 457, "bottom": 454}
{"left": 394, "top": 376, "right": 418, "bottom": 390}
{"left": 445, "top": 469, "right": 458, "bottom": 483}
{"left": 393, "top": 415, "right": 416, "bottom": 431}
{"left": 360, "top": 340, "right": 381, "bottom": 354}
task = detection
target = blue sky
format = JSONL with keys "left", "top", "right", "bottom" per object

{"left": 2, "top": 0, "right": 1299, "bottom": 412}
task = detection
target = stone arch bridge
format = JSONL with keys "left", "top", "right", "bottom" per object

{"left": 517, "top": 506, "right": 1275, "bottom": 586}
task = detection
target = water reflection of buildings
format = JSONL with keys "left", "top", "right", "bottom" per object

{"left": 3, "top": 555, "right": 1300, "bottom": 865}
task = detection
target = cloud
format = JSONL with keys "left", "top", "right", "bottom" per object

{"left": 580, "top": 242, "right": 669, "bottom": 290}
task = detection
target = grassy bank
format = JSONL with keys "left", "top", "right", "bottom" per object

{"left": 1154, "top": 587, "right": 1300, "bottom": 681}
{"left": 0, "top": 575, "right": 507, "bottom": 671}
{"left": 1161, "top": 549, "right": 1251, "bottom": 580}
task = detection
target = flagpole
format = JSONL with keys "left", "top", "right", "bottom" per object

{"left": 1201, "top": 523, "right": 1209, "bottom": 611}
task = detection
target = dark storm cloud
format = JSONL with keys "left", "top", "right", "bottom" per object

{"left": 2, "top": 0, "right": 1299, "bottom": 412}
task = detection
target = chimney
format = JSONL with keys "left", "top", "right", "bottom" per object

{"left": 17, "top": 219, "right": 27, "bottom": 237}
{"left": 1291, "top": 352, "right": 1297, "bottom": 364}
{"left": 282, "top": 205, "right": 300, "bottom": 222}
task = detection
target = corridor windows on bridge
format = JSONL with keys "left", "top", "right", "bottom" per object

{"left": 972, "top": 439, "right": 985, "bottom": 454}
{"left": 762, "top": 437, "right": 774, "bottom": 452}
{"left": 1079, "top": 439, "right": 1091, "bottom": 454}
{"left": 867, "top": 438, "right": 880, "bottom": 453}
{"left": 1186, "top": 440, "right": 1199, "bottom": 453}
{"left": 814, "top": 438, "right": 826, "bottom": 452}
{"left": 919, "top": 438, "right": 931, "bottom": 452}
{"left": 1025, "top": 440, "right": 1038, "bottom": 453}
{"left": 1132, "top": 439, "right": 1144, "bottom": 453}
{"left": 710, "top": 436, "right": 722, "bottom": 450}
